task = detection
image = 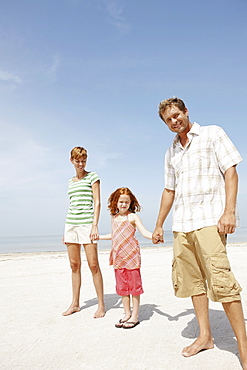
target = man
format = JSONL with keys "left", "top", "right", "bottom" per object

{"left": 152, "top": 97, "right": 247, "bottom": 368}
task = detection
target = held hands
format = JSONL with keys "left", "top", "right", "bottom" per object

{"left": 90, "top": 225, "right": 99, "bottom": 241}
{"left": 217, "top": 212, "right": 236, "bottom": 234}
{"left": 152, "top": 227, "right": 164, "bottom": 244}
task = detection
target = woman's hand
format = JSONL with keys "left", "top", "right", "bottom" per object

{"left": 90, "top": 225, "right": 99, "bottom": 241}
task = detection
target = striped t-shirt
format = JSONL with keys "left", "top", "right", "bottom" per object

{"left": 65, "top": 172, "right": 100, "bottom": 225}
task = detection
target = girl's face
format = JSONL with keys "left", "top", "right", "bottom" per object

{"left": 117, "top": 194, "right": 131, "bottom": 215}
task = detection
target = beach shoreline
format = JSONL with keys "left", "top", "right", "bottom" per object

{"left": 1, "top": 243, "right": 247, "bottom": 369}
{"left": 0, "top": 241, "right": 246, "bottom": 258}
{"left": 1, "top": 227, "right": 246, "bottom": 254}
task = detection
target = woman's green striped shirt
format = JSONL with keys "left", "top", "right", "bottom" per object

{"left": 65, "top": 172, "right": 99, "bottom": 225}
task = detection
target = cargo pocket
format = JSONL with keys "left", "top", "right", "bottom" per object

{"left": 210, "top": 253, "right": 241, "bottom": 298}
{"left": 172, "top": 258, "right": 179, "bottom": 292}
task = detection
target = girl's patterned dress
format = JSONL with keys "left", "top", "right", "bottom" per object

{"left": 109, "top": 214, "right": 141, "bottom": 270}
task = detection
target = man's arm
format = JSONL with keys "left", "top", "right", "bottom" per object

{"left": 152, "top": 188, "right": 175, "bottom": 244}
{"left": 217, "top": 165, "right": 238, "bottom": 234}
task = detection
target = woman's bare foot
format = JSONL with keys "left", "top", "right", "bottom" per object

{"left": 62, "top": 306, "right": 80, "bottom": 316}
{"left": 182, "top": 337, "right": 214, "bottom": 357}
{"left": 93, "top": 305, "right": 105, "bottom": 318}
{"left": 238, "top": 339, "right": 247, "bottom": 369}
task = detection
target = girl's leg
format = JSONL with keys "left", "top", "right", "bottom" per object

{"left": 122, "top": 295, "right": 131, "bottom": 321}
{"left": 123, "top": 295, "right": 140, "bottom": 327}
{"left": 115, "top": 295, "right": 131, "bottom": 327}
{"left": 131, "top": 295, "right": 140, "bottom": 322}
{"left": 62, "top": 243, "right": 81, "bottom": 316}
{"left": 84, "top": 243, "right": 105, "bottom": 318}
{"left": 123, "top": 269, "right": 142, "bottom": 327}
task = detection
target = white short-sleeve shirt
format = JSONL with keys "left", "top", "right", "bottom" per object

{"left": 165, "top": 122, "right": 242, "bottom": 232}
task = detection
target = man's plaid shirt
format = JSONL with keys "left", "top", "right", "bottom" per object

{"left": 165, "top": 122, "right": 242, "bottom": 232}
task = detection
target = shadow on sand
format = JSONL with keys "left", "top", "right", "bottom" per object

{"left": 80, "top": 293, "right": 122, "bottom": 312}
{"left": 81, "top": 294, "right": 245, "bottom": 365}
{"left": 180, "top": 308, "right": 241, "bottom": 359}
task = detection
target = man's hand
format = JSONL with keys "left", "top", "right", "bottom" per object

{"left": 217, "top": 212, "right": 236, "bottom": 234}
{"left": 152, "top": 227, "right": 164, "bottom": 244}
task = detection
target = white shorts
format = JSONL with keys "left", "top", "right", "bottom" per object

{"left": 64, "top": 224, "right": 97, "bottom": 245}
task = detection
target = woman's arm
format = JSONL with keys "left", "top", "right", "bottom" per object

{"left": 129, "top": 213, "right": 152, "bottom": 239}
{"left": 91, "top": 180, "right": 101, "bottom": 241}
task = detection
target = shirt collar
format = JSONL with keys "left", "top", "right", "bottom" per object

{"left": 173, "top": 122, "right": 200, "bottom": 146}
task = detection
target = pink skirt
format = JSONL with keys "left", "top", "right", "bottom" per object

{"left": 114, "top": 268, "right": 144, "bottom": 296}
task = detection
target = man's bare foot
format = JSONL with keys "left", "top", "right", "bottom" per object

{"left": 182, "top": 337, "right": 214, "bottom": 357}
{"left": 62, "top": 306, "right": 80, "bottom": 316}
{"left": 93, "top": 306, "right": 105, "bottom": 318}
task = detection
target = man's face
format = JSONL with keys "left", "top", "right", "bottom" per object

{"left": 161, "top": 105, "right": 191, "bottom": 135}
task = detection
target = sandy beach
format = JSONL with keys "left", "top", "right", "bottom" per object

{"left": 1, "top": 243, "right": 247, "bottom": 369}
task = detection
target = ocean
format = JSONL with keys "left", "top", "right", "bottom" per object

{"left": 0, "top": 227, "right": 247, "bottom": 254}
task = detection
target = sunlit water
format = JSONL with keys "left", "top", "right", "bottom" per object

{"left": 0, "top": 228, "right": 246, "bottom": 254}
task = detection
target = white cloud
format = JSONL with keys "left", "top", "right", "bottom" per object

{"left": 0, "top": 70, "right": 22, "bottom": 84}
{"left": 94, "top": 151, "right": 125, "bottom": 168}
{"left": 0, "top": 70, "right": 22, "bottom": 90}
{"left": 105, "top": 0, "right": 123, "bottom": 17}
{"left": 103, "top": 0, "right": 131, "bottom": 33}
{"left": 99, "top": 153, "right": 124, "bottom": 167}
{"left": 0, "top": 122, "right": 70, "bottom": 236}
{"left": 0, "top": 124, "right": 50, "bottom": 189}
{"left": 46, "top": 54, "right": 61, "bottom": 75}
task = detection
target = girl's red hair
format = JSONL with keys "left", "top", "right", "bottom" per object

{"left": 108, "top": 187, "right": 141, "bottom": 216}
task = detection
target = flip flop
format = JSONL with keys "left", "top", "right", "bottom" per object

{"left": 123, "top": 321, "right": 140, "bottom": 329}
{"left": 115, "top": 317, "right": 130, "bottom": 328}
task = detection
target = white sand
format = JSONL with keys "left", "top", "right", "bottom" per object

{"left": 1, "top": 243, "right": 247, "bottom": 369}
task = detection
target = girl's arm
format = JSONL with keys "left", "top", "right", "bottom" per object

{"left": 129, "top": 213, "right": 152, "bottom": 239}
{"left": 91, "top": 180, "right": 100, "bottom": 241}
{"left": 99, "top": 233, "right": 112, "bottom": 240}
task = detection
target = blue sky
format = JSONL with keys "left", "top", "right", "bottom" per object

{"left": 0, "top": 0, "right": 246, "bottom": 238}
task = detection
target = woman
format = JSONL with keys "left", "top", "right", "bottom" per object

{"left": 62, "top": 146, "right": 105, "bottom": 318}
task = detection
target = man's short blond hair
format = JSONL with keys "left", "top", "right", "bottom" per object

{"left": 70, "top": 146, "right": 87, "bottom": 160}
{"left": 158, "top": 97, "right": 186, "bottom": 122}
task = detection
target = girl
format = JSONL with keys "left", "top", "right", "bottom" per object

{"left": 62, "top": 146, "right": 105, "bottom": 318}
{"left": 100, "top": 187, "right": 152, "bottom": 328}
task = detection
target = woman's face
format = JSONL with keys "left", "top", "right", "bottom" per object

{"left": 71, "top": 156, "right": 87, "bottom": 173}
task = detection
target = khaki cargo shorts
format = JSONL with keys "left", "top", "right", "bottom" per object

{"left": 172, "top": 226, "right": 242, "bottom": 303}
